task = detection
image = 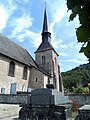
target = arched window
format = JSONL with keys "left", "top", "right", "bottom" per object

{"left": 1, "top": 88, "right": 5, "bottom": 94}
{"left": 42, "top": 55, "right": 46, "bottom": 64}
{"left": 8, "top": 61, "right": 15, "bottom": 77}
{"left": 22, "top": 84, "right": 27, "bottom": 91}
{"left": 23, "top": 66, "right": 28, "bottom": 80}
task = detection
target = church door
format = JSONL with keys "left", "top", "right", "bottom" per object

{"left": 10, "top": 83, "right": 16, "bottom": 94}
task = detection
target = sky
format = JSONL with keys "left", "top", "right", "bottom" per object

{"left": 0, "top": 0, "right": 88, "bottom": 72}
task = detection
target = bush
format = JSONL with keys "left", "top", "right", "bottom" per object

{"left": 72, "top": 86, "right": 89, "bottom": 93}
{"left": 83, "top": 87, "right": 89, "bottom": 93}
{"left": 72, "top": 87, "right": 83, "bottom": 93}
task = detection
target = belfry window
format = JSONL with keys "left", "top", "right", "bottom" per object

{"left": 42, "top": 55, "right": 46, "bottom": 64}
{"left": 36, "top": 77, "right": 37, "bottom": 82}
{"left": 23, "top": 66, "right": 28, "bottom": 80}
{"left": 8, "top": 61, "right": 15, "bottom": 77}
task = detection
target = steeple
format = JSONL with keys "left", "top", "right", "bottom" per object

{"left": 42, "top": 7, "right": 48, "bottom": 33}
{"left": 35, "top": 7, "right": 58, "bottom": 54}
{"left": 42, "top": 7, "right": 51, "bottom": 43}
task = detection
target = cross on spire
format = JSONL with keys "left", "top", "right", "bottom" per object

{"left": 45, "top": 1, "right": 47, "bottom": 8}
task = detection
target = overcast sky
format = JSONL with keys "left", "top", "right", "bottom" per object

{"left": 0, "top": 0, "right": 88, "bottom": 72}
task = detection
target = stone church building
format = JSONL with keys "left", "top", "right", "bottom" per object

{"left": 0, "top": 8, "right": 62, "bottom": 94}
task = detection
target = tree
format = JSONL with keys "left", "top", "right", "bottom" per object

{"left": 61, "top": 63, "right": 90, "bottom": 92}
{"left": 66, "top": 0, "right": 90, "bottom": 62}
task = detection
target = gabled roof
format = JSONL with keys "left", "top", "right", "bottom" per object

{"left": 35, "top": 41, "right": 53, "bottom": 52}
{"left": 0, "top": 33, "right": 37, "bottom": 67}
{"left": 35, "top": 41, "right": 59, "bottom": 56}
{"left": 0, "top": 33, "right": 51, "bottom": 76}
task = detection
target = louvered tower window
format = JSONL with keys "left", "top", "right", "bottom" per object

{"left": 42, "top": 55, "right": 46, "bottom": 64}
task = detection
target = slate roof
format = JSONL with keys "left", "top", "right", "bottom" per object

{"left": 0, "top": 33, "right": 37, "bottom": 67}
{"left": 35, "top": 41, "right": 59, "bottom": 56}
{"left": 0, "top": 34, "right": 51, "bottom": 76}
{"left": 42, "top": 7, "right": 48, "bottom": 33}
{"left": 35, "top": 41, "right": 53, "bottom": 52}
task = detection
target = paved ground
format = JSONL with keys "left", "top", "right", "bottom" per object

{"left": 0, "top": 104, "right": 21, "bottom": 120}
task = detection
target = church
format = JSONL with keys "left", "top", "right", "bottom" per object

{"left": 0, "top": 8, "right": 63, "bottom": 94}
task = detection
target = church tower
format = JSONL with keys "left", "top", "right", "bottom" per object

{"left": 35, "top": 8, "right": 62, "bottom": 91}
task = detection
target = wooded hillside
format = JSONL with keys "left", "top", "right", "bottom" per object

{"left": 61, "top": 63, "right": 90, "bottom": 92}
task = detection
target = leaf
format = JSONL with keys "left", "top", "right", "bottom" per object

{"left": 69, "top": 13, "right": 76, "bottom": 21}
{"left": 76, "top": 0, "right": 85, "bottom": 5}
{"left": 76, "top": 26, "right": 90, "bottom": 42}
{"left": 79, "top": 7, "right": 89, "bottom": 25}
{"left": 80, "top": 46, "right": 86, "bottom": 53}
{"left": 84, "top": 42, "right": 90, "bottom": 58}
{"left": 69, "top": 6, "right": 80, "bottom": 21}
{"left": 67, "top": 0, "right": 77, "bottom": 10}
{"left": 80, "top": 42, "right": 90, "bottom": 58}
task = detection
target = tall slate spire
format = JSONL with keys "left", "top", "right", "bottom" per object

{"left": 35, "top": 7, "right": 56, "bottom": 53}
{"left": 42, "top": 7, "right": 51, "bottom": 43}
{"left": 42, "top": 7, "right": 48, "bottom": 33}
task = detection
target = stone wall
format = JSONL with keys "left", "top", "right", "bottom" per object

{"left": 0, "top": 94, "right": 30, "bottom": 104}
{"left": 35, "top": 49, "right": 61, "bottom": 91}
{"left": 28, "top": 67, "right": 48, "bottom": 89}
{"left": 67, "top": 94, "right": 90, "bottom": 106}
{"left": 0, "top": 54, "right": 51, "bottom": 94}
{"left": 0, "top": 55, "right": 30, "bottom": 94}
{"left": 35, "top": 50, "right": 52, "bottom": 74}
{"left": 52, "top": 50, "right": 60, "bottom": 91}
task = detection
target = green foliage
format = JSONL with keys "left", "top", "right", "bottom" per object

{"left": 83, "top": 87, "right": 89, "bottom": 93}
{"left": 72, "top": 86, "right": 89, "bottom": 93}
{"left": 76, "top": 26, "right": 90, "bottom": 42}
{"left": 69, "top": 6, "right": 80, "bottom": 21}
{"left": 66, "top": 0, "right": 90, "bottom": 61}
{"left": 61, "top": 63, "right": 90, "bottom": 92}
{"left": 80, "top": 42, "right": 90, "bottom": 58}
{"left": 72, "top": 86, "right": 83, "bottom": 93}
